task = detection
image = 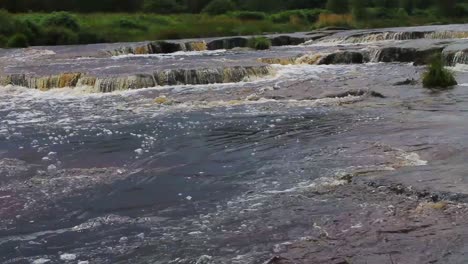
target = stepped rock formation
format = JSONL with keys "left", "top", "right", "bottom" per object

{"left": 0, "top": 66, "right": 273, "bottom": 92}
{"left": 2, "top": 24, "right": 468, "bottom": 93}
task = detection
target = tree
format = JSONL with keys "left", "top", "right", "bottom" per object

{"left": 350, "top": 0, "right": 367, "bottom": 20}
{"left": 202, "top": 0, "right": 236, "bottom": 15}
{"left": 184, "top": 0, "right": 212, "bottom": 13}
{"left": 326, "top": 0, "right": 349, "bottom": 14}
{"left": 436, "top": 0, "right": 457, "bottom": 16}
{"left": 143, "top": 0, "right": 183, "bottom": 13}
{"left": 399, "top": 0, "right": 414, "bottom": 14}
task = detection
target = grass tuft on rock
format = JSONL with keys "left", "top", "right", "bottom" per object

{"left": 422, "top": 55, "right": 457, "bottom": 89}
{"left": 248, "top": 37, "right": 271, "bottom": 50}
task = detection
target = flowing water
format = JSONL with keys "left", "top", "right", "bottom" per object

{"left": 3, "top": 25, "right": 468, "bottom": 264}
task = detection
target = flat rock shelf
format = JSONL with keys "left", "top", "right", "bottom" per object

{"left": 2, "top": 24, "right": 468, "bottom": 264}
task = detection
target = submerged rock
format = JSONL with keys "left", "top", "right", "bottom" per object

{"left": 394, "top": 78, "right": 418, "bottom": 86}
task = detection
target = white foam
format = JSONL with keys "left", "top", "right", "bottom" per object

{"left": 111, "top": 49, "right": 227, "bottom": 60}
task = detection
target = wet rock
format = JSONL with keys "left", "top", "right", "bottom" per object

{"left": 270, "top": 36, "right": 306, "bottom": 46}
{"left": 195, "top": 255, "right": 212, "bottom": 264}
{"left": 207, "top": 37, "right": 249, "bottom": 50}
{"left": 154, "top": 96, "right": 169, "bottom": 105}
{"left": 325, "top": 89, "right": 385, "bottom": 99}
{"left": 1, "top": 65, "right": 273, "bottom": 92}
{"left": 394, "top": 78, "right": 418, "bottom": 85}
{"left": 371, "top": 46, "right": 444, "bottom": 64}
{"left": 318, "top": 51, "right": 364, "bottom": 65}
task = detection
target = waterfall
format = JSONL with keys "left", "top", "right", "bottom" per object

{"left": 368, "top": 48, "right": 382, "bottom": 63}
{"left": 0, "top": 66, "right": 274, "bottom": 92}
{"left": 444, "top": 50, "right": 468, "bottom": 66}
{"left": 315, "top": 31, "right": 468, "bottom": 45}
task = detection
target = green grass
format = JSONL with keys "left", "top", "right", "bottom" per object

{"left": 6, "top": 10, "right": 468, "bottom": 47}
{"left": 248, "top": 36, "right": 271, "bottom": 50}
{"left": 423, "top": 55, "right": 457, "bottom": 89}
{"left": 14, "top": 13, "right": 306, "bottom": 43}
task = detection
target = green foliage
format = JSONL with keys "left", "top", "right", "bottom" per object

{"left": 229, "top": 11, "right": 266, "bottom": 21}
{"left": 423, "top": 55, "right": 457, "bottom": 89}
{"left": 7, "top": 33, "right": 29, "bottom": 48}
{"left": 143, "top": 0, "right": 183, "bottom": 13}
{"left": 270, "top": 9, "right": 324, "bottom": 23}
{"left": 0, "top": 35, "right": 8, "bottom": 48}
{"left": 202, "top": 0, "right": 236, "bottom": 15}
{"left": 0, "top": 9, "right": 16, "bottom": 36}
{"left": 326, "top": 0, "right": 349, "bottom": 14}
{"left": 42, "top": 12, "right": 80, "bottom": 31}
{"left": 42, "top": 27, "right": 79, "bottom": 45}
{"left": 399, "top": 0, "right": 414, "bottom": 14}
{"left": 350, "top": 0, "right": 367, "bottom": 21}
{"left": 115, "top": 18, "right": 148, "bottom": 30}
{"left": 78, "top": 32, "right": 105, "bottom": 44}
{"left": 436, "top": 0, "right": 457, "bottom": 16}
{"left": 248, "top": 37, "right": 271, "bottom": 50}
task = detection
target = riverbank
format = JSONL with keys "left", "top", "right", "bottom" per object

{"left": 2, "top": 10, "right": 468, "bottom": 48}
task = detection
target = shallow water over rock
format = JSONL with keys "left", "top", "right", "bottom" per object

{"left": 3, "top": 25, "right": 468, "bottom": 263}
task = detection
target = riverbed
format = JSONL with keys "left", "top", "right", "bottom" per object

{"left": 2, "top": 25, "right": 468, "bottom": 264}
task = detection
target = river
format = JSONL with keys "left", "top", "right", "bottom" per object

{"left": 2, "top": 25, "right": 468, "bottom": 264}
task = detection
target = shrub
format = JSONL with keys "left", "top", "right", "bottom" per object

{"left": 248, "top": 37, "right": 271, "bottom": 50}
{"left": 422, "top": 55, "right": 457, "bottom": 89}
{"left": 78, "top": 32, "right": 105, "bottom": 44}
{"left": 0, "top": 35, "right": 8, "bottom": 48}
{"left": 202, "top": 0, "right": 236, "bottom": 15}
{"left": 42, "top": 27, "right": 78, "bottom": 45}
{"left": 143, "top": 0, "right": 183, "bottom": 13}
{"left": 326, "top": 0, "right": 349, "bottom": 14}
{"left": 316, "top": 13, "right": 354, "bottom": 28}
{"left": 19, "top": 19, "right": 43, "bottom": 45}
{"left": 270, "top": 9, "right": 324, "bottom": 24}
{"left": 0, "top": 9, "right": 16, "bottom": 36}
{"left": 42, "top": 12, "right": 80, "bottom": 31}
{"left": 7, "top": 33, "right": 29, "bottom": 48}
{"left": 229, "top": 11, "right": 266, "bottom": 21}
{"left": 115, "top": 18, "right": 148, "bottom": 30}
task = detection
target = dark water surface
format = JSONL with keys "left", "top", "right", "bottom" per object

{"left": 2, "top": 44, "right": 468, "bottom": 263}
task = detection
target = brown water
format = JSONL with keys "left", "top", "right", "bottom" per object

{"left": 2, "top": 25, "right": 468, "bottom": 264}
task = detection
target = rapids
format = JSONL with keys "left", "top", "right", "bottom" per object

{"left": 3, "top": 24, "right": 468, "bottom": 263}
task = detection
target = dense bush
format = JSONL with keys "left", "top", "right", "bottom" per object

{"left": 7, "top": 33, "right": 28, "bottom": 48}
{"left": 0, "top": 9, "right": 16, "bottom": 36}
{"left": 78, "top": 32, "right": 105, "bottom": 44}
{"left": 143, "top": 0, "right": 183, "bottom": 13}
{"left": 248, "top": 37, "right": 271, "bottom": 50}
{"left": 316, "top": 13, "right": 354, "bottom": 28}
{"left": 42, "top": 27, "right": 79, "bottom": 45}
{"left": 229, "top": 11, "right": 266, "bottom": 20}
{"left": 115, "top": 18, "right": 148, "bottom": 30}
{"left": 202, "top": 0, "right": 236, "bottom": 15}
{"left": 0, "top": 35, "right": 7, "bottom": 48}
{"left": 326, "top": 0, "right": 349, "bottom": 14}
{"left": 42, "top": 12, "right": 80, "bottom": 31}
{"left": 270, "top": 9, "right": 324, "bottom": 23}
{"left": 423, "top": 55, "right": 457, "bottom": 89}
